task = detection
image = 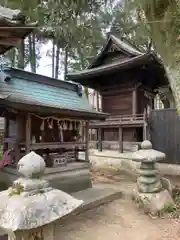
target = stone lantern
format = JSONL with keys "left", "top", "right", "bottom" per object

{"left": 0, "top": 151, "right": 83, "bottom": 240}
{"left": 132, "top": 140, "right": 174, "bottom": 216}
{"left": 131, "top": 140, "right": 165, "bottom": 193}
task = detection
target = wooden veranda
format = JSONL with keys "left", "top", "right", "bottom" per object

{"left": 89, "top": 111, "right": 148, "bottom": 152}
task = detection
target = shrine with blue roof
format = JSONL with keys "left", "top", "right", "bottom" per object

{"left": 0, "top": 5, "right": 107, "bottom": 193}
{"left": 0, "top": 63, "right": 106, "bottom": 193}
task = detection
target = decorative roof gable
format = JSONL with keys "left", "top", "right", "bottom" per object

{"left": 66, "top": 35, "right": 168, "bottom": 90}
{"left": 89, "top": 35, "right": 143, "bottom": 68}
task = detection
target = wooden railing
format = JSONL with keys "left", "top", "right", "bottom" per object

{"left": 107, "top": 114, "right": 144, "bottom": 122}
{"left": 90, "top": 113, "right": 146, "bottom": 127}
{"left": 30, "top": 142, "right": 86, "bottom": 150}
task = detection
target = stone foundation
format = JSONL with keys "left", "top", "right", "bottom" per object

{"left": 80, "top": 149, "right": 180, "bottom": 177}
{"left": 0, "top": 162, "right": 92, "bottom": 193}
{"left": 89, "top": 141, "right": 140, "bottom": 152}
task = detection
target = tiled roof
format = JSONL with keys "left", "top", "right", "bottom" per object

{"left": 66, "top": 35, "right": 148, "bottom": 82}
{"left": 66, "top": 35, "right": 168, "bottom": 89}
{"left": 66, "top": 54, "right": 149, "bottom": 80}
{"left": 0, "top": 67, "right": 107, "bottom": 119}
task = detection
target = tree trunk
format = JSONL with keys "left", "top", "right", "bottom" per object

{"left": 84, "top": 88, "right": 89, "bottom": 98}
{"left": 31, "top": 32, "right": 36, "bottom": 73}
{"left": 28, "top": 33, "right": 36, "bottom": 73}
{"left": 55, "top": 41, "right": 60, "bottom": 79}
{"left": 11, "top": 48, "right": 16, "bottom": 67}
{"left": 166, "top": 66, "right": 180, "bottom": 114}
{"left": 96, "top": 91, "right": 100, "bottom": 111}
{"left": 140, "top": 1, "right": 180, "bottom": 113}
{"left": 64, "top": 46, "right": 68, "bottom": 79}
{"left": 17, "top": 39, "right": 25, "bottom": 69}
{"left": 78, "top": 47, "right": 89, "bottom": 98}
{"left": 52, "top": 39, "right": 55, "bottom": 78}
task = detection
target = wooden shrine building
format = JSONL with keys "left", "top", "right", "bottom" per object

{"left": 0, "top": 5, "right": 106, "bottom": 192}
{"left": 0, "top": 65, "right": 106, "bottom": 192}
{"left": 0, "top": 5, "right": 37, "bottom": 142}
{"left": 67, "top": 35, "right": 170, "bottom": 152}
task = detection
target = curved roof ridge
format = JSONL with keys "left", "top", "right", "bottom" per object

{"left": 110, "top": 35, "right": 144, "bottom": 56}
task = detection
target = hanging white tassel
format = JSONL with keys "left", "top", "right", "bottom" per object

{"left": 40, "top": 119, "right": 45, "bottom": 131}
{"left": 48, "top": 118, "right": 53, "bottom": 129}
{"left": 64, "top": 121, "right": 67, "bottom": 131}
{"left": 69, "top": 121, "right": 73, "bottom": 131}
{"left": 58, "top": 121, "right": 64, "bottom": 142}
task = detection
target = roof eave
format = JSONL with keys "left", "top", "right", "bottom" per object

{"left": 67, "top": 53, "right": 150, "bottom": 82}
{"left": 0, "top": 99, "right": 108, "bottom": 120}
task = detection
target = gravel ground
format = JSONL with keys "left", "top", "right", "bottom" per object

{"left": 56, "top": 169, "right": 180, "bottom": 240}
{"left": 2, "top": 169, "right": 180, "bottom": 240}
{"left": 57, "top": 198, "right": 180, "bottom": 240}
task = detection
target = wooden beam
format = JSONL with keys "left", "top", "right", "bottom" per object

{"left": 0, "top": 38, "right": 21, "bottom": 46}
{"left": 29, "top": 142, "right": 86, "bottom": 150}
{"left": 85, "top": 121, "right": 89, "bottom": 162}
{"left": 25, "top": 114, "right": 31, "bottom": 153}
{"left": 0, "top": 31, "right": 11, "bottom": 37}
{"left": 132, "top": 87, "right": 137, "bottom": 115}
{"left": 98, "top": 127, "right": 103, "bottom": 151}
{"left": 118, "top": 126, "right": 123, "bottom": 153}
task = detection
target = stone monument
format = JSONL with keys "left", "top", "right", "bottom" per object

{"left": 132, "top": 140, "right": 174, "bottom": 216}
{"left": 0, "top": 151, "right": 83, "bottom": 240}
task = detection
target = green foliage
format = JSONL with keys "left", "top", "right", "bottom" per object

{"left": 157, "top": 186, "right": 180, "bottom": 218}
{"left": 110, "top": 0, "right": 150, "bottom": 50}
{"left": 134, "top": 0, "right": 180, "bottom": 112}
{"left": 8, "top": 182, "right": 24, "bottom": 196}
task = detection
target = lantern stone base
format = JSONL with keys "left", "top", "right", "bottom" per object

{"left": 133, "top": 188, "right": 174, "bottom": 216}
{"left": 137, "top": 176, "right": 162, "bottom": 193}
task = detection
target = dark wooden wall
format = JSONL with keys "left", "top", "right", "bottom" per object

{"left": 103, "top": 128, "right": 138, "bottom": 142}
{"left": 137, "top": 89, "right": 150, "bottom": 114}
{"left": 101, "top": 53, "right": 130, "bottom": 66}
{"left": 101, "top": 88, "right": 133, "bottom": 115}
{"left": 150, "top": 109, "right": 180, "bottom": 164}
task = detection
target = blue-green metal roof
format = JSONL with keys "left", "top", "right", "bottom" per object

{"left": 0, "top": 67, "right": 106, "bottom": 119}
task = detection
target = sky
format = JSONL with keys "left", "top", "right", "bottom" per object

{"left": 26, "top": 40, "right": 96, "bottom": 108}
{"left": 37, "top": 41, "right": 52, "bottom": 77}
{"left": 26, "top": 41, "right": 54, "bottom": 78}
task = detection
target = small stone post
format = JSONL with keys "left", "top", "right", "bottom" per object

{"left": 131, "top": 140, "right": 174, "bottom": 215}
{"left": 0, "top": 151, "right": 83, "bottom": 240}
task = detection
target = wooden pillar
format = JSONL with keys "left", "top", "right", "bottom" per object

{"left": 14, "top": 115, "right": 21, "bottom": 162}
{"left": 98, "top": 127, "right": 102, "bottom": 152}
{"left": 143, "top": 122, "right": 147, "bottom": 141}
{"left": 85, "top": 121, "right": 89, "bottom": 162}
{"left": 143, "top": 109, "right": 147, "bottom": 141}
{"left": 25, "top": 114, "right": 31, "bottom": 153}
{"left": 118, "top": 126, "right": 123, "bottom": 153}
{"left": 132, "top": 87, "right": 137, "bottom": 115}
{"left": 151, "top": 97, "right": 155, "bottom": 109}
{"left": 3, "top": 117, "right": 9, "bottom": 152}
{"left": 74, "top": 147, "right": 78, "bottom": 161}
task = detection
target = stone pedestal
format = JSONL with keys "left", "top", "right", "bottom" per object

{"left": 0, "top": 152, "right": 83, "bottom": 240}
{"left": 132, "top": 140, "right": 174, "bottom": 216}
{"left": 137, "top": 161, "right": 162, "bottom": 193}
